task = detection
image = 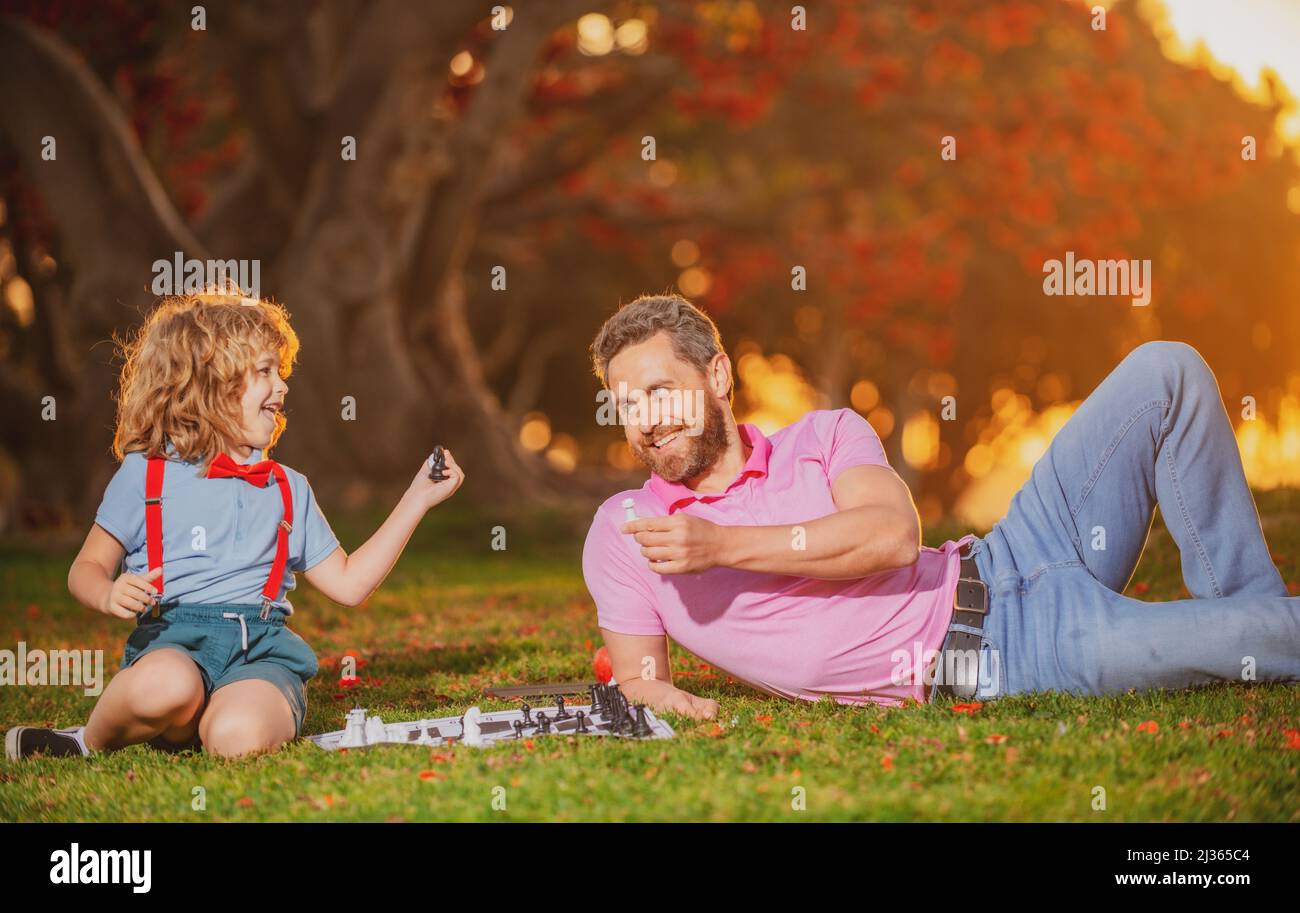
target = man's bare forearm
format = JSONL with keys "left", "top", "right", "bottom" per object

{"left": 717, "top": 505, "right": 918, "bottom": 578}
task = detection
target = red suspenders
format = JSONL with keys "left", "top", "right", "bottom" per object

{"left": 144, "top": 454, "right": 294, "bottom": 619}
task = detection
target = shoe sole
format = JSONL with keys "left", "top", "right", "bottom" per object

{"left": 4, "top": 726, "right": 23, "bottom": 761}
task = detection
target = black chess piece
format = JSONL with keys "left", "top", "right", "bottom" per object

{"left": 428, "top": 445, "right": 448, "bottom": 481}
{"left": 589, "top": 684, "right": 601, "bottom": 716}
{"left": 555, "top": 696, "right": 570, "bottom": 720}
{"left": 633, "top": 704, "right": 652, "bottom": 737}
{"left": 512, "top": 719, "right": 524, "bottom": 739}
{"left": 575, "top": 710, "right": 588, "bottom": 734}
{"left": 536, "top": 712, "right": 550, "bottom": 734}
{"left": 521, "top": 702, "right": 532, "bottom": 724}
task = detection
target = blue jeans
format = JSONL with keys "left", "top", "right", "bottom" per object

{"left": 955, "top": 341, "right": 1300, "bottom": 701}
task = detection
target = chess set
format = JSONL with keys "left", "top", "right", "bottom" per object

{"left": 310, "top": 683, "right": 675, "bottom": 751}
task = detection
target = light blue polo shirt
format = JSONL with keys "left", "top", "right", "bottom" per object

{"left": 94, "top": 446, "right": 340, "bottom": 614}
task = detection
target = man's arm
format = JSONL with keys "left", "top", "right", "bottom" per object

{"left": 624, "top": 464, "right": 920, "bottom": 579}
{"left": 600, "top": 628, "right": 719, "bottom": 720}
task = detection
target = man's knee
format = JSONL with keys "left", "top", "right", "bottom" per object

{"left": 1125, "top": 340, "right": 1214, "bottom": 390}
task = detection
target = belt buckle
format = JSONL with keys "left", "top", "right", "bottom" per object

{"left": 954, "top": 576, "right": 988, "bottom": 615}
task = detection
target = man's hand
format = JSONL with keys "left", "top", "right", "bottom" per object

{"left": 621, "top": 514, "right": 725, "bottom": 575}
{"left": 658, "top": 687, "right": 720, "bottom": 720}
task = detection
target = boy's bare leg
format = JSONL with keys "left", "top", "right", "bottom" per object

{"left": 199, "top": 679, "right": 296, "bottom": 758}
{"left": 83, "top": 648, "right": 206, "bottom": 751}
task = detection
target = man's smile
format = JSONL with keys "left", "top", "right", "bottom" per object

{"left": 649, "top": 427, "right": 685, "bottom": 450}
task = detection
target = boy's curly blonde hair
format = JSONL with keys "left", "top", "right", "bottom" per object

{"left": 111, "top": 290, "right": 300, "bottom": 468}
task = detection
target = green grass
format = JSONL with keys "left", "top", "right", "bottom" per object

{"left": 2, "top": 495, "right": 1298, "bottom": 822}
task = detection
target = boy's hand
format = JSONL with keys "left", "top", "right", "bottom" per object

{"left": 100, "top": 566, "right": 162, "bottom": 619}
{"left": 409, "top": 448, "right": 465, "bottom": 510}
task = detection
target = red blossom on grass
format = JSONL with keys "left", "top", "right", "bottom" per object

{"left": 870, "top": 724, "right": 881, "bottom": 734}
{"left": 341, "top": 649, "right": 369, "bottom": 669}
{"left": 592, "top": 646, "right": 612, "bottom": 684}
{"left": 755, "top": 714, "right": 773, "bottom": 724}
{"left": 1283, "top": 729, "right": 1300, "bottom": 750}
{"left": 985, "top": 734, "right": 1010, "bottom": 744}
{"left": 1136, "top": 720, "right": 1159, "bottom": 734}
{"left": 418, "top": 770, "right": 443, "bottom": 781}
{"left": 881, "top": 755, "right": 894, "bottom": 771}
{"left": 950, "top": 702, "right": 984, "bottom": 714}
{"left": 25, "top": 604, "right": 40, "bottom": 619}
{"left": 236, "top": 796, "right": 253, "bottom": 807}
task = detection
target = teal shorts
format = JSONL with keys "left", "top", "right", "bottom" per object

{"left": 121, "top": 603, "right": 319, "bottom": 739}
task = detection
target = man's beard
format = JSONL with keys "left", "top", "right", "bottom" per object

{"left": 631, "top": 395, "right": 731, "bottom": 483}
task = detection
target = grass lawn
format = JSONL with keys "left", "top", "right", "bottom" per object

{"left": 2, "top": 493, "right": 1298, "bottom": 823}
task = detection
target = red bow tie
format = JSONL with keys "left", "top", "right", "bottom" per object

{"left": 207, "top": 452, "right": 276, "bottom": 487}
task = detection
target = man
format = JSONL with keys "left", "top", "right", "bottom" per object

{"left": 583, "top": 294, "right": 1300, "bottom": 719}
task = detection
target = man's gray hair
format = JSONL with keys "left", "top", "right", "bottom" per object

{"left": 590, "top": 294, "right": 729, "bottom": 398}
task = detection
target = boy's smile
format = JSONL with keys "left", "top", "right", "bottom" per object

{"left": 234, "top": 349, "right": 289, "bottom": 457}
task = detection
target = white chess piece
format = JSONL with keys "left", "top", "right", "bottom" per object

{"left": 461, "top": 706, "right": 484, "bottom": 747}
{"left": 341, "top": 708, "right": 368, "bottom": 747}
{"left": 622, "top": 498, "right": 638, "bottom": 523}
{"left": 364, "top": 714, "right": 387, "bottom": 744}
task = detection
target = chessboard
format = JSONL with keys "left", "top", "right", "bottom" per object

{"left": 310, "top": 684, "right": 675, "bottom": 750}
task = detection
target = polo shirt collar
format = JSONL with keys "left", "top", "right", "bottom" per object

{"left": 649, "top": 423, "right": 771, "bottom": 512}
{"left": 162, "top": 439, "right": 264, "bottom": 465}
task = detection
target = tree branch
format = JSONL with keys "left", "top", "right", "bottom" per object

{"left": 0, "top": 14, "right": 205, "bottom": 328}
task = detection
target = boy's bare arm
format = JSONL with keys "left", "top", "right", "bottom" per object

{"left": 68, "top": 524, "right": 160, "bottom": 619}
{"left": 304, "top": 450, "right": 464, "bottom": 607}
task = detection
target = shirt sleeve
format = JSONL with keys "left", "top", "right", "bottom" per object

{"left": 93, "top": 454, "right": 146, "bottom": 555}
{"left": 291, "top": 474, "right": 340, "bottom": 572}
{"left": 582, "top": 506, "right": 665, "bottom": 637}
{"left": 820, "top": 408, "right": 894, "bottom": 484}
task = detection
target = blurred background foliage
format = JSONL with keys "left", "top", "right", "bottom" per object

{"left": 0, "top": 0, "right": 1297, "bottom": 534}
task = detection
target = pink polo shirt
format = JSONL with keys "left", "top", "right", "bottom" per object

{"left": 582, "top": 409, "right": 972, "bottom": 706}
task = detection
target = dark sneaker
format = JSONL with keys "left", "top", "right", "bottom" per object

{"left": 5, "top": 726, "right": 90, "bottom": 760}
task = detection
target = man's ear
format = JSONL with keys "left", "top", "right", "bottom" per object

{"left": 708, "top": 353, "right": 733, "bottom": 400}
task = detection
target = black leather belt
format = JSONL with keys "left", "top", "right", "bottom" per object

{"left": 932, "top": 543, "right": 989, "bottom": 699}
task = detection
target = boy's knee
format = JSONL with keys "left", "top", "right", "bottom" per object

{"left": 124, "top": 658, "right": 205, "bottom": 724}
{"left": 201, "top": 712, "right": 287, "bottom": 758}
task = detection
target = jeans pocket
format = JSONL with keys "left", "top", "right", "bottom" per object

{"left": 975, "top": 637, "right": 1007, "bottom": 699}
{"left": 277, "top": 627, "right": 319, "bottom": 682}
{"left": 122, "top": 621, "right": 165, "bottom": 667}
